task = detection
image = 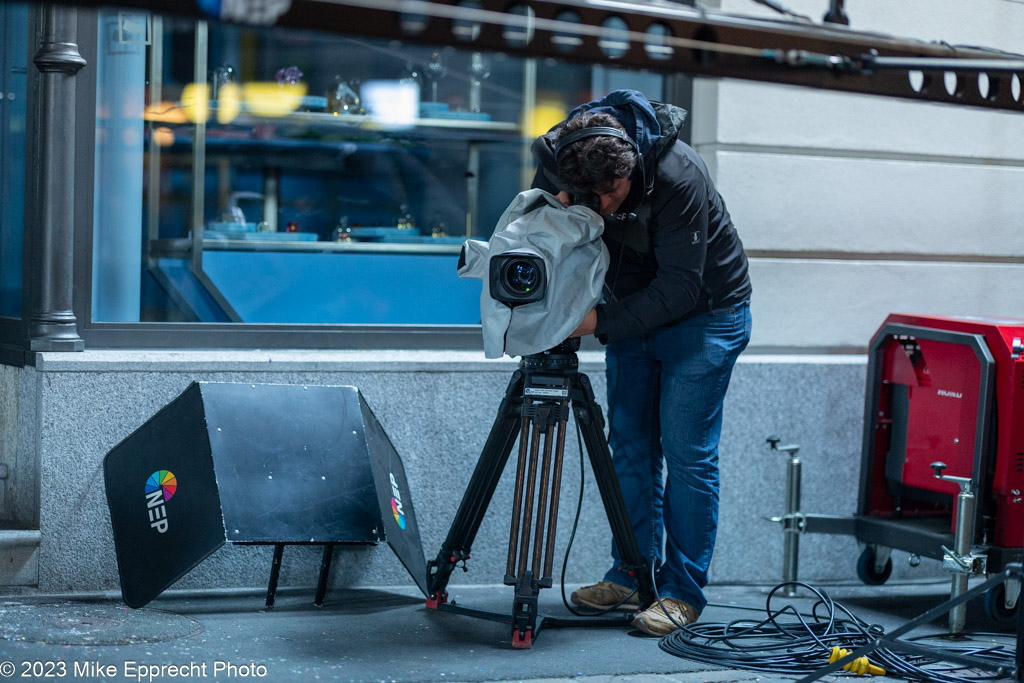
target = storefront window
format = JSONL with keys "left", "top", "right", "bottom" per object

{"left": 0, "top": 2, "right": 27, "bottom": 319}
{"left": 91, "top": 12, "right": 662, "bottom": 325}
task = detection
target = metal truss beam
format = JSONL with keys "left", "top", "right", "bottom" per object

{"left": 66, "top": 0, "right": 1024, "bottom": 112}
{"left": 284, "top": 0, "right": 1024, "bottom": 113}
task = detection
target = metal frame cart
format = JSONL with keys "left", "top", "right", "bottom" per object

{"left": 770, "top": 313, "right": 1024, "bottom": 633}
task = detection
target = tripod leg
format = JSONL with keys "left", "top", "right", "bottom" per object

{"left": 509, "top": 388, "right": 572, "bottom": 644}
{"left": 515, "top": 419, "right": 542, "bottom": 579}
{"left": 542, "top": 418, "right": 568, "bottom": 580}
{"left": 504, "top": 413, "right": 544, "bottom": 646}
{"left": 505, "top": 414, "right": 532, "bottom": 579}
{"left": 572, "top": 372, "right": 654, "bottom": 606}
{"left": 530, "top": 416, "right": 556, "bottom": 579}
{"left": 427, "top": 370, "right": 525, "bottom": 604}
{"left": 511, "top": 569, "right": 540, "bottom": 649}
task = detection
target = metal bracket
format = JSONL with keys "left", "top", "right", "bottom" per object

{"left": 930, "top": 461, "right": 972, "bottom": 494}
{"left": 769, "top": 512, "right": 857, "bottom": 536}
{"left": 1003, "top": 577, "right": 1021, "bottom": 610}
{"left": 766, "top": 436, "right": 799, "bottom": 455}
{"left": 941, "top": 546, "right": 987, "bottom": 575}
{"left": 768, "top": 512, "right": 807, "bottom": 534}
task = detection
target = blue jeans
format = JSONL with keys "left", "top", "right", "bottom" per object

{"left": 602, "top": 301, "right": 751, "bottom": 612}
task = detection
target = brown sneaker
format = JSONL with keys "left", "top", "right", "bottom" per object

{"left": 631, "top": 598, "right": 700, "bottom": 636}
{"left": 569, "top": 581, "right": 640, "bottom": 611}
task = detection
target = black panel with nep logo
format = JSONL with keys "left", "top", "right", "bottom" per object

{"left": 104, "top": 382, "right": 429, "bottom": 608}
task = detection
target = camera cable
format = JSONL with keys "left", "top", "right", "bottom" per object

{"left": 557, "top": 410, "right": 638, "bottom": 617}
{"left": 659, "top": 581, "right": 1017, "bottom": 682}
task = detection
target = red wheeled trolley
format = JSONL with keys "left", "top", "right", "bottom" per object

{"left": 859, "top": 314, "right": 1024, "bottom": 624}
{"left": 773, "top": 313, "right": 1024, "bottom": 629}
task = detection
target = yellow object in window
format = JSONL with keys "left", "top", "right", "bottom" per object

{"left": 243, "top": 82, "right": 308, "bottom": 118}
{"left": 526, "top": 99, "right": 567, "bottom": 139}
{"left": 180, "top": 82, "right": 210, "bottom": 124}
{"left": 216, "top": 82, "right": 242, "bottom": 124}
{"left": 152, "top": 127, "right": 175, "bottom": 147}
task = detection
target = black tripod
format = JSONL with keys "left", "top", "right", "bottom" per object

{"left": 425, "top": 339, "right": 654, "bottom": 648}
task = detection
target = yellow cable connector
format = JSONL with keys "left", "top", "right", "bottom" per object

{"left": 829, "top": 646, "right": 886, "bottom": 676}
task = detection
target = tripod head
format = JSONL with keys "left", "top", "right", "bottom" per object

{"left": 522, "top": 337, "right": 580, "bottom": 373}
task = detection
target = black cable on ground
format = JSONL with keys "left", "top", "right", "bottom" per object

{"left": 659, "top": 581, "right": 1017, "bottom": 682}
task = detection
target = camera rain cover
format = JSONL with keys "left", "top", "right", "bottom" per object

{"left": 459, "top": 188, "right": 608, "bottom": 358}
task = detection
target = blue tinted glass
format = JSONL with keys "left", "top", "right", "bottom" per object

{"left": 90, "top": 14, "right": 654, "bottom": 325}
{"left": 92, "top": 10, "right": 146, "bottom": 322}
{"left": 0, "top": 3, "right": 27, "bottom": 318}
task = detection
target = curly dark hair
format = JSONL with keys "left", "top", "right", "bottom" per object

{"left": 554, "top": 112, "right": 637, "bottom": 195}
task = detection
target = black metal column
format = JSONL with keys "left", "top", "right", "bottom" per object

{"left": 29, "top": 4, "right": 85, "bottom": 351}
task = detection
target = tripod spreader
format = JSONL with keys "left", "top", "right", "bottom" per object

{"left": 426, "top": 347, "right": 653, "bottom": 647}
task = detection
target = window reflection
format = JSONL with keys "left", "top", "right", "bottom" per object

{"left": 0, "top": 2, "right": 27, "bottom": 319}
{"left": 90, "top": 11, "right": 660, "bottom": 325}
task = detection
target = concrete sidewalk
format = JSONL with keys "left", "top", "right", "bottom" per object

{"left": 0, "top": 579, "right": 1017, "bottom": 682}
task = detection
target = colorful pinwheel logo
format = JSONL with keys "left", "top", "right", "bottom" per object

{"left": 391, "top": 497, "right": 406, "bottom": 530}
{"left": 145, "top": 470, "right": 177, "bottom": 501}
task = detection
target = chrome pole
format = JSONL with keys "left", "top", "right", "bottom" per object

{"left": 949, "top": 487, "right": 976, "bottom": 634}
{"left": 783, "top": 450, "right": 802, "bottom": 597}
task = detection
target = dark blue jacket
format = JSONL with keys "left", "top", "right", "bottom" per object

{"left": 532, "top": 90, "right": 752, "bottom": 343}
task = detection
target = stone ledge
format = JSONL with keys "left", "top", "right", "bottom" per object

{"left": 32, "top": 349, "right": 866, "bottom": 373}
{"left": 0, "top": 529, "right": 40, "bottom": 549}
{"left": 0, "top": 530, "right": 40, "bottom": 586}
{"left": 34, "top": 350, "right": 538, "bottom": 373}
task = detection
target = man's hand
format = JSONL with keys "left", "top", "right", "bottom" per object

{"left": 555, "top": 191, "right": 571, "bottom": 206}
{"left": 569, "top": 309, "right": 597, "bottom": 338}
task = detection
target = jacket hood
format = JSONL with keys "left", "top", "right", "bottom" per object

{"left": 531, "top": 90, "right": 688, "bottom": 203}
{"left": 565, "top": 89, "right": 665, "bottom": 160}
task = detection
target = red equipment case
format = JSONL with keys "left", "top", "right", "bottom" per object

{"left": 857, "top": 313, "right": 1024, "bottom": 575}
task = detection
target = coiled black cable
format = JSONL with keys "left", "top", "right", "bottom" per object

{"left": 659, "top": 581, "right": 1016, "bottom": 682}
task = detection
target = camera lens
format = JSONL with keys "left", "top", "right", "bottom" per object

{"left": 489, "top": 251, "right": 545, "bottom": 306}
{"left": 503, "top": 259, "right": 539, "bottom": 294}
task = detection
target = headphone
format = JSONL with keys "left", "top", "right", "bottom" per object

{"left": 553, "top": 126, "right": 640, "bottom": 158}
{"left": 553, "top": 125, "right": 648, "bottom": 214}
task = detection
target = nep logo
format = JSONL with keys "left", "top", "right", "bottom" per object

{"left": 144, "top": 470, "right": 177, "bottom": 533}
{"left": 389, "top": 472, "right": 406, "bottom": 530}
